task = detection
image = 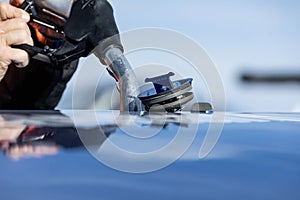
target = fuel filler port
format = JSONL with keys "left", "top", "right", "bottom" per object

{"left": 138, "top": 72, "right": 194, "bottom": 112}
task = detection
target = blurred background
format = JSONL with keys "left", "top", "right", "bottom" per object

{"left": 5, "top": 0, "right": 300, "bottom": 112}
{"left": 58, "top": 0, "right": 300, "bottom": 112}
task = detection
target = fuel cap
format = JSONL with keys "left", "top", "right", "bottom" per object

{"left": 138, "top": 72, "right": 194, "bottom": 112}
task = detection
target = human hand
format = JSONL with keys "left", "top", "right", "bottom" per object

{"left": 0, "top": 2, "right": 33, "bottom": 81}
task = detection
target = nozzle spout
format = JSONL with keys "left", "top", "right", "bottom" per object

{"left": 95, "top": 47, "right": 142, "bottom": 113}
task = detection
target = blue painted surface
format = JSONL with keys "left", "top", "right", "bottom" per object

{"left": 1, "top": 112, "right": 299, "bottom": 200}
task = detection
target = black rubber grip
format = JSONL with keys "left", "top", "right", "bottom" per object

{"left": 11, "top": 44, "right": 44, "bottom": 57}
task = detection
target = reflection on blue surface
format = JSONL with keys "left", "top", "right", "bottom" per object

{"left": 1, "top": 112, "right": 300, "bottom": 200}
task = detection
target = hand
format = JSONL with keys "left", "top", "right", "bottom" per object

{"left": 0, "top": 2, "right": 33, "bottom": 82}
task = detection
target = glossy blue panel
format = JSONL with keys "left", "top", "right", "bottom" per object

{"left": 0, "top": 112, "right": 299, "bottom": 200}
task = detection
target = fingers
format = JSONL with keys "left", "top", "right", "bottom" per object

{"left": 0, "top": 47, "right": 29, "bottom": 82}
{"left": 7, "top": 47, "right": 31, "bottom": 68}
{"left": 0, "top": 27, "right": 33, "bottom": 68}
{"left": 3, "top": 29, "right": 33, "bottom": 46}
{"left": 0, "top": 29, "right": 33, "bottom": 77}
{"left": 0, "top": 2, "right": 33, "bottom": 81}
{"left": 0, "top": 2, "right": 29, "bottom": 21}
{"left": 0, "top": 18, "right": 31, "bottom": 35}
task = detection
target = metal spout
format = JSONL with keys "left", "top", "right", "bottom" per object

{"left": 100, "top": 47, "right": 142, "bottom": 113}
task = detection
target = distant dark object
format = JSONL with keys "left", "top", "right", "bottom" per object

{"left": 191, "top": 102, "right": 214, "bottom": 114}
{"left": 241, "top": 74, "right": 300, "bottom": 84}
{"left": 138, "top": 72, "right": 194, "bottom": 112}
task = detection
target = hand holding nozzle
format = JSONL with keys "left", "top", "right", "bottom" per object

{"left": 0, "top": 2, "right": 33, "bottom": 82}
{"left": 14, "top": 0, "right": 142, "bottom": 112}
